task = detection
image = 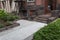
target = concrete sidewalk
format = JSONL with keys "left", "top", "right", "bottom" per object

{"left": 0, "top": 20, "right": 47, "bottom": 40}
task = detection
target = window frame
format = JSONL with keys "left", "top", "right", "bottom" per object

{"left": 27, "top": 0, "right": 35, "bottom": 2}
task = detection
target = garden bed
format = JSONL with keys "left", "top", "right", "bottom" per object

{"left": 0, "top": 10, "right": 20, "bottom": 32}
{"left": 0, "top": 22, "right": 20, "bottom": 32}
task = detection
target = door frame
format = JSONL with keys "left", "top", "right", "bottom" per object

{"left": 52, "top": 0, "right": 57, "bottom": 10}
{"left": 44, "top": 0, "right": 57, "bottom": 14}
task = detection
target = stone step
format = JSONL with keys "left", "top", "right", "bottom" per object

{"left": 34, "top": 20, "right": 47, "bottom": 23}
{"left": 33, "top": 17, "right": 48, "bottom": 23}
{"left": 40, "top": 21, "right": 47, "bottom": 23}
{"left": 35, "top": 15, "right": 51, "bottom": 18}
{"left": 33, "top": 18, "right": 48, "bottom": 21}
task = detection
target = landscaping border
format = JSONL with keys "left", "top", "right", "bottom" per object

{"left": 0, "top": 23, "right": 20, "bottom": 32}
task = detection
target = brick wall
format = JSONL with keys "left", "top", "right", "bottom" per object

{"left": 36, "top": 0, "right": 43, "bottom": 5}
{"left": 57, "top": 0, "right": 60, "bottom": 4}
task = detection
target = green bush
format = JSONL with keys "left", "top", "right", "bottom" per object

{"left": 0, "top": 10, "right": 19, "bottom": 21}
{"left": 7, "top": 15, "right": 19, "bottom": 21}
{"left": 0, "top": 10, "right": 19, "bottom": 28}
{"left": 33, "top": 18, "right": 60, "bottom": 40}
{"left": 0, "top": 24, "right": 4, "bottom": 28}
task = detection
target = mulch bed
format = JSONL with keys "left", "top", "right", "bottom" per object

{"left": 0, "top": 22, "right": 20, "bottom": 32}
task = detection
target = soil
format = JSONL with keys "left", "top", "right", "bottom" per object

{"left": 0, "top": 22, "right": 20, "bottom": 32}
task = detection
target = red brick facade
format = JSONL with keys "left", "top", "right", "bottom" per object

{"left": 36, "top": 0, "right": 42, "bottom": 5}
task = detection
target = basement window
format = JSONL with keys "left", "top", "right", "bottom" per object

{"left": 27, "top": 0, "right": 35, "bottom": 2}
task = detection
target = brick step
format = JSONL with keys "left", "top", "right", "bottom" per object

{"left": 35, "top": 15, "right": 51, "bottom": 18}
{"left": 31, "top": 15, "right": 36, "bottom": 17}
{"left": 33, "top": 18, "right": 48, "bottom": 21}
{"left": 40, "top": 21, "right": 47, "bottom": 23}
{"left": 34, "top": 20, "right": 47, "bottom": 23}
{"left": 34, "top": 16, "right": 47, "bottom": 19}
{"left": 33, "top": 16, "right": 48, "bottom": 23}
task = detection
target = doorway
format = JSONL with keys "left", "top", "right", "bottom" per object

{"left": 48, "top": 0, "right": 57, "bottom": 10}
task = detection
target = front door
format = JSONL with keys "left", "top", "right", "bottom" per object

{"left": 44, "top": 0, "right": 57, "bottom": 14}
{"left": 48, "top": 0, "right": 56, "bottom": 10}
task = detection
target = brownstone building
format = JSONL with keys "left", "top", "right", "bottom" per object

{"left": 0, "top": 0, "right": 60, "bottom": 17}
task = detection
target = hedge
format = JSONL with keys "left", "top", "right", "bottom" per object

{"left": 33, "top": 18, "right": 60, "bottom": 40}
{"left": 0, "top": 9, "right": 19, "bottom": 21}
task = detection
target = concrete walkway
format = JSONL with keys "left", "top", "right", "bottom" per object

{"left": 0, "top": 20, "right": 47, "bottom": 40}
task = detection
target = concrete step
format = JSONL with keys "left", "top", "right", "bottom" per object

{"left": 37, "top": 18, "right": 47, "bottom": 20}
{"left": 33, "top": 18, "right": 48, "bottom": 21}
{"left": 34, "top": 20, "right": 47, "bottom": 23}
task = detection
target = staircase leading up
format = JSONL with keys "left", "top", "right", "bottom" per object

{"left": 32, "top": 14, "right": 51, "bottom": 23}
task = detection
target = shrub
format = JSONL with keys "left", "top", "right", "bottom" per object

{"left": 33, "top": 18, "right": 60, "bottom": 40}
{"left": 0, "top": 10, "right": 19, "bottom": 28}
{"left": 0, "top": 10, "right": 19, "bottom": 21}
{"left": 0, "top": 24, "right": 4, "bottom": 28}
{"left": 6, "top": 15, "right": 19, "bottom": 21}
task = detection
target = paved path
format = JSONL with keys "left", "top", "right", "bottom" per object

{"left": 0, "top": 20, "right": 47, "bottom": 40}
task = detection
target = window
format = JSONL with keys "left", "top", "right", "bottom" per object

{"left": 27, "top": 0, "right": 35, "bottom": 2}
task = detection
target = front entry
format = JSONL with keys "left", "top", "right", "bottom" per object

{"left": 48, "top": 0, "right": 56, "bottom": 10}
{"left": 44, "top": 0, "right": 57, "bottom": 14}
{"left": 48, "top": 0, "right": 53, "bottom": 10}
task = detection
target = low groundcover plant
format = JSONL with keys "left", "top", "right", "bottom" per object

{"left": 33, "top": 18, "right": 60, "bottom": 40}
